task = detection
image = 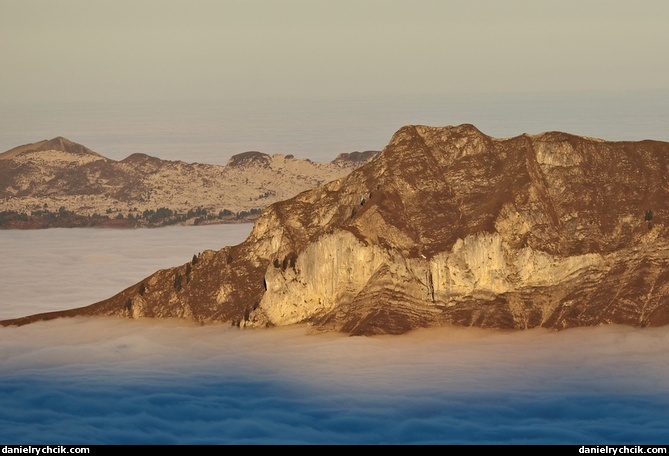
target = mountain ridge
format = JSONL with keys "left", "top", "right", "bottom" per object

{"left": 3, "top": 124, "right": 669, "bottom": 335}
{"left": 0, "top": 137, "right": 378, "bottom": 228}
{"left": 0, "top": 136, "right": 104, "bottom": 161}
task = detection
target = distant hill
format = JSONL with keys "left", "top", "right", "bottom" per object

{"left": 0, "top": 137, "right": 378, "bottom": 228}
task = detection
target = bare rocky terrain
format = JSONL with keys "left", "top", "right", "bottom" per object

{"left": 0, "top": 136, "right": 377, "bottom": 228}
{"left": 4, "top": 124, "right": 669, "bottom": 335}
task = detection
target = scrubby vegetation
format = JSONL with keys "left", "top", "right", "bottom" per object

{"left": 0, "top": 205, "right": 264, "bottom": 229}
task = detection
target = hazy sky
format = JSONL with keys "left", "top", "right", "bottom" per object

{"left": 3, "top": 0, "right": 668, "bottom": 104}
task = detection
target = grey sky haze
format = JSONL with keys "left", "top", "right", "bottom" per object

{"left": 3, "top": 0, "right": 668, "bottom": 104}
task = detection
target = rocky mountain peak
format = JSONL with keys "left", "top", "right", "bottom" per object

{"left": 41, "top": 136, "right": 99, "bottom": 155}
{"left": 36, "top": 136, "right": 103, "bottom": 157}
{"left": 1, "top": 136, "right": 94, "bottom": 159}
{"left": 4, "top": 124, "right": 669, "bottom": 335}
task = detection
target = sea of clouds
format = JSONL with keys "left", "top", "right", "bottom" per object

{"left": 1, "top": 226, "right": 669, "bottom": 444}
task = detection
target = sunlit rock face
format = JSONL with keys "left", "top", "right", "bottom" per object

{"left": 5, "top": 124, "right": 669, "bottom": 335}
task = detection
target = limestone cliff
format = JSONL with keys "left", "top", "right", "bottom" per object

{"left": 4, "top": 124, "right": 669, "bottom": 335}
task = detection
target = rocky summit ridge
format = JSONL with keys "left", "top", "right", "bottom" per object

{"left": 4, "top": 124, "right": 669, "bottom": 335}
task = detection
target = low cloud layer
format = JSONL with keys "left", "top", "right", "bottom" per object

{"left": 1, "top": 226, "right": 668, "bottom": 444}
{"left": 0, "top": 224, "right": 252, "bottom": 319}
{"left": 2, "top": 320, "right": 669, "bottom": 444}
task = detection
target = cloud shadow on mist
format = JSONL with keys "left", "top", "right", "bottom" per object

{"left": 1, "top": 369, "right": 668, "bottom": 444}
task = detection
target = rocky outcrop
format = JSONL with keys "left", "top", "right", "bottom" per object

{"left": 332, "top": 150, "right": 379, "bottom": 165}
{"left": 226, "top": 151, "right": 272, "bottom": 168}
{"left": 0, "top": 138, "right": 376, "bottom": 226}
{"left": 4, "top": 124, "right": 669, "bottom": 334}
